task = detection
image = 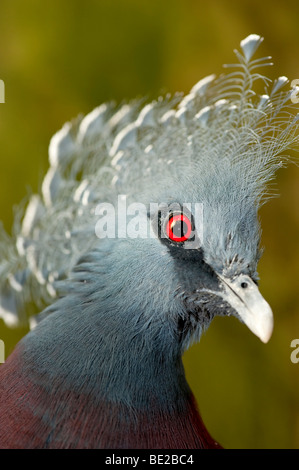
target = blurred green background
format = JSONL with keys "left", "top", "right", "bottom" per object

{"left": 0, "top": 0, "right": 299, "bottom": 449}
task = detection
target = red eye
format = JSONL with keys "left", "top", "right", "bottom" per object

{"left": 166, "top": 213, "right": 192, "bottom": 242}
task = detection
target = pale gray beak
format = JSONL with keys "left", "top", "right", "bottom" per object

{"left": 217, "top": 274, "right": 273, "bottom": 343}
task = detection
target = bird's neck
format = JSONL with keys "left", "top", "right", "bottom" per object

{"left": 11, "top": 338, "right": 219, "bottom": 448}
{"left": 15, "top": 293, "right": 220, "bottom": 448}
{"left": 26, "top": 305, "right": 191, "bottom": 408}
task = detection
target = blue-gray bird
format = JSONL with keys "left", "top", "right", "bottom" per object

{"left": 0, "top": 34, "right": 298, "bottom": 448}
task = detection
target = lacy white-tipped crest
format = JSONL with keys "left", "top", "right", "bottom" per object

{"left": 0, "top": 34, "right": 298, "bottom": 327}
{"left": 240, "top": 34, "right": 264, "bottom": 62}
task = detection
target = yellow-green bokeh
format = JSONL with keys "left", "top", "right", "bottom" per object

{"left": 0, "top": 0, "right": 299, "bottom": 449}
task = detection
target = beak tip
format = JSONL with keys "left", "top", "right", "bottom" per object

{"left": 256, "top": 312, "right": 274, "bottom": 344}
{"left": 259, "top": 332, "right": 272, "bottom": 344}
